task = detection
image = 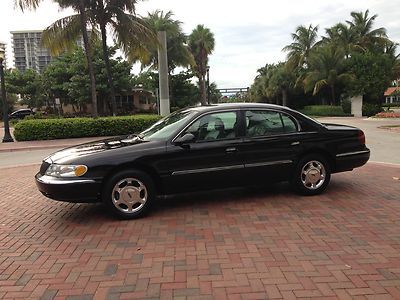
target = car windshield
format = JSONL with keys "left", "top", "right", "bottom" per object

{"left": 139, "top": 109, "right": 197, "bottom": 141}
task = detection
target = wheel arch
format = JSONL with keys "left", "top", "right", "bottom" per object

{"left": 297, "top": 148, "right": 336, "bottom": 171}
{"left": 101, "top": 162, "right": 163, "bottom": 196}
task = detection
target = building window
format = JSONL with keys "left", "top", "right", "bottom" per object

{"left": 139, "top": 94, "right": 148, "bottom": 105}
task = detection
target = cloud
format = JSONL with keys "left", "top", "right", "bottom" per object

{"left": 1, "top": 0, "right": 399, "bottom": 88}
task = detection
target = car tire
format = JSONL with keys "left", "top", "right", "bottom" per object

{"left": 102, "top": 169, "right": 155, "bottom": 219}
{"left": 291, "top": 154, "right": 331, "bottom": 196}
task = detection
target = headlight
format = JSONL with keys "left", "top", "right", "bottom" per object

{"left": 45, "top": 164, "right": 88, "bottom": 177}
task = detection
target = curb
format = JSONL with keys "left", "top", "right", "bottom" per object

{"left": 0, "top": 144, "right": 74, "bottom": 153}
{"left": 0, "top": 163, "right": 40, "bottom": 170}
{"left": 0, "top": 137, "right": 110, "bottom": 153}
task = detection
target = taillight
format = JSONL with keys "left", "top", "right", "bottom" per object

{"left": 358, "top": 130, "right": 365, "bottom": 145}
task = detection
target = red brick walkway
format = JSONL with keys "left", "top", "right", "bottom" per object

{"left": 0, "top": 163, "right": 399, "bottom": 299}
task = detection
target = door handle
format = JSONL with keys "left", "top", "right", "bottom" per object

{"left": 291, "top": 141, "right": 300, "bottom": 146}
{"left": 225, "top": 147, "right": 238, "bottom": 153}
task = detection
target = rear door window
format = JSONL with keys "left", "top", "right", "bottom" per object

{"left": 245, "top": 110, "right": 298, "bottom": 137}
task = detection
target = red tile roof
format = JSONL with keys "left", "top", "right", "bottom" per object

{"left": 384, "top": 87, "right": 400, "bottom": 96}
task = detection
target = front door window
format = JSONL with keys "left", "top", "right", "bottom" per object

{"left": 184, "top": 111, "right": 238, "bottom": 142}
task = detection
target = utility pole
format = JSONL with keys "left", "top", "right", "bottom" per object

{"left": 0, "top": 48, "right": 13, "bottom": 143}
{"left": 206, "top": 66, "right": 210, "bottom": 104}
{"left": 157, "top": 31, "right": 170, "bottom": 116}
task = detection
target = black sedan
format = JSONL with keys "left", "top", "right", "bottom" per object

{"left": 36, "top": 103, "right": 370, "bottom": 219}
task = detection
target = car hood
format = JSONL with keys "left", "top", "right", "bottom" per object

{"left": 46, "top": 135, "right": 161, "bottom": 164}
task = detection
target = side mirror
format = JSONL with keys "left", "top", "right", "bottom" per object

{"left": 174, "top": 133, "right": 195, "bottom": 146}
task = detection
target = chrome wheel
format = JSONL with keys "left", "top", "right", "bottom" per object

{"left": 301, "top": 160, "right": 326, "bottom": 190}
{"left": 111, "top": 177, "right": 147, "bottom": 213}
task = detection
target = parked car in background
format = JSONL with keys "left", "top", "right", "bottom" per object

{"left": 9, "top": 108, "right": 34, "bottom": 120}
{"left": 35, "top": 103, "right": 370, "bottom": 219}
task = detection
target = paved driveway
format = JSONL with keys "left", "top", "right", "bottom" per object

{"left": 0, "top": 163, "right": 399, "bottom": 299}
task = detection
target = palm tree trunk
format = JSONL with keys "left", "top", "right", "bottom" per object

{"left": 78, "top": 0, "right": 97, "bottom": 118}
{"left": 168, "top": 70, "right": 174, "bottom": 108}
{"left": 330, "top": 84, "right": 336, "bottom": 106}
{"left": 282, "top": 89, "right": 288, "bottom": 106}
{"left": 100, "top": 22, "right": 117, "bottom": 116}
{"left": 199, "top": 74, "right": 206, "bottom": 105}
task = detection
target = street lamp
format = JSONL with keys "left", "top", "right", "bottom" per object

{"left": 0, "top": 47, "right": 13, "bottom": 143}
{"left": 206, "top": 66, "right": 210, "bottom": 105}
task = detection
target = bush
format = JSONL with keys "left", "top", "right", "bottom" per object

{"left": 299, "top": 105, "right": 349, "bottom": 116}
{"left": 25, "top": 112, "right": 60, "bottom": 120}
{"left": 362, "top": 103, "right": 382, "bottom": 117}
{"left": 341, "top": 99, "right": 351, "bottom": 114}
{"left": 14, "top": 114, "right": 162, "bottom": 141}
{"left": 382, "top": 102, "right": 400, "bottom": 109}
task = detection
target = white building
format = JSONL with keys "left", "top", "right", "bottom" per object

{"left": 11, "top": 30, "right": 52, "bottom": 73}
{"left": 384, "top": 80, "right": 400, "bottom": 104}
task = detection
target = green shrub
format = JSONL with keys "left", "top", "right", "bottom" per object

{"left": 14, "top": 114, "right": 162, "bottom": 141}
{"left": 299, "top": 105, "right": 349, "bottom": 116}
{"left": 362, "top": 103, "right": 382, "bottom": 117}
{"left": 341, "top": 99, "right": 351, "bottom": 114}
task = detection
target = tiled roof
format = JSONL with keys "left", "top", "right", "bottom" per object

{"left": 384, "top": 87, "right": 400, "bottom": 96}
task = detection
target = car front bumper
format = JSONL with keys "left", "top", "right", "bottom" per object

{"left": 35, "top": 173, "right": 102, "bottom": 203}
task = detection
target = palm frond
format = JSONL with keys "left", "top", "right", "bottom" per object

{"left": 15, "top": 0, "right": 42, "bottom": 11}
{"left": 313, "top": 79, "right": 328, "bottom": 95}
{"left": 111, "top": 12, "right": 158, "bottom": 63}
{"left": 42, "top": 14, "right": 82, "bottom": 55}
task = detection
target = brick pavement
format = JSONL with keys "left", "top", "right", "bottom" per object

{"left": 0, "top": 163, "right": 399, "bottom": 299}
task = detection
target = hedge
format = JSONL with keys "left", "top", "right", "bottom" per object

{"left": 14, "top": 114, "right": 162, "bottom": 141}
{"left": 299, "top": 105, "right": 350, "bottom": 117}
{"left": 362, "top": 103, "right": 383, "bottom": 117}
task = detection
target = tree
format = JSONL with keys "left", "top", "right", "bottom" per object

{"left": 18, "top": 0, "right": 100, "bottom": 117}
{"left": 347, "top": 51, "right": 395, "bottom": 103}
{"left": 6, "top": 69, "right": 47, "bottom": 108}
{"left": 304, "top": 45, "right": 353, "bottom": 105}
{"left": 189, "top": 25, "right": 215, "bottom": 105}
{"left": 346, "top": 9, "right": 388, "bottom": 52}
{"left": 132, "top": 70, "right": 203, "bottom": 109}
{"left": 41, "top": 44, "right": 133, "bottom": 114}
{"left": 88, "top": 0, "right": 157, "bottom": 116}
{"left": 283, "top": 24, "right": 320, "bottom": 69}
{"left": 250, "top": 64, "right": 284, "bottom": 103}
{"left": 267, "top": 63, "right": 295, "bottom": 106}
{"left": 140, "top": 10, "right": 193, "bottom": 73}
{"left": 322, "top": 23, "right": 356, "bottom": 58}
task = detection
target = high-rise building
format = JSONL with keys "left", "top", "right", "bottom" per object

{"left": 11, "top": 30, "right": 52, "bottom": 73}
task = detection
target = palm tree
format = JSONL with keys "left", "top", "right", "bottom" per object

{"left": 322, "top": 23, "right": 356, "bottom": 58}
{"left": 16, "top": 0, "right": 99, "bottom": 117}
{"left": 88, "top": 0, "right": 157, "bottom": 116}
{"left": 346, "top": 10, "right": 388, "bottom": 52}
{"left": 141, "top": 10, "right": 193, "bottom": 73}
{"left": 283, "top": 24, "right": 320, "bottom": 69}
{"left": 304, "top": 45, "right": 354, "bottom": 105}
{"left": 266, "top": 63, "right": 295, "bottom": 106}
{"left": 188, "top": 25, "right": 215, "bottom": 105}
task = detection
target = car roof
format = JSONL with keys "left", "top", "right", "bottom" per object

{"left": 14, "top": 108, "right": 31, "bottom": 112}
{"left": 183, "top": 103, "right": 294, "bottom": 113}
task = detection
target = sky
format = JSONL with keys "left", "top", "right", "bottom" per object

{"left": 0, "top": 0, "right": 399, "bottom": 88}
